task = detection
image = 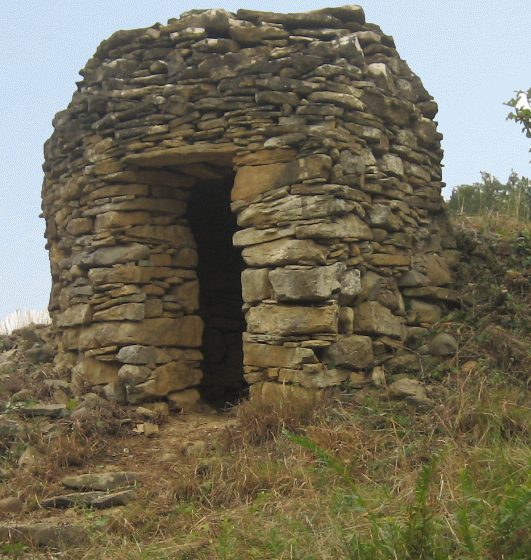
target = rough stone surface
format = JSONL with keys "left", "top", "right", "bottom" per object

{"left": 354, "top": 302, "right": 405, "bottom": 339}
{"left": 62, "top": 471, "right": 142, "bottom": 491}
{"left": 430, "top": 333, "right": 458, "bottom": 356}
{"left": 407, "top": 299, "right": 443, "bottom": 324}
{"left": 241, "top": 268, "right": 271, "bottom": 302}
{"left": 269, "top": 265, "right": 341, "bottom": 302}
{"left": 15, "top": 403, "right": 66, "bottom": 418}
{"left": 41, "top": 7, "right": 454, "bottom": 402}
{"left": 0, "top": 497, "right": 23, "bottom": 514}
{"left": 232, "top": 155, "right": 332, "bottom": 201}
{"left": 244, "top": 342, "right": 317, "bottom": 368}
{"left": 323, "top": 335, "right": 374, "bottom": 369}
{"left": 242, "top": 239, "right": 328, "bottom": 267}
{"left": 117, "top": 345, "right": 157, "bottom": 365}
{"left": 0, "top": 522, "right": 86, "bottom": 547}
{"left": 388, "top": 378, "right": 432, "bottom": 406}
{"left": 42, "top": 489, "right": 135, "bottom": 509}
{"left": 167, "top": 388, "right": 202, "bottom": 411}
{"left": 247, "top": 304, "right": 338, "bottom": 336}
{"left": 73, "top": 318, "right": 203, "bottom": 350}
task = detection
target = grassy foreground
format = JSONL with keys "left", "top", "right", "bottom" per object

{"left": 11, "top": 376, "right": 523, "bottom": 560}
{"left": 1, "top": 216, "right": 530, "bottom": 559}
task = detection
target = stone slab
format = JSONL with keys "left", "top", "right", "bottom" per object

{"left": 73, "top": 317, "right": 203, "bottom": 351}
{"left": 123, "top": 144, "right": 236, "bottom": 167}
{"left": 242, "top": 239, "right": 327, "bottom": 267}
{"left": 62, "top": 471, "right": 142, "bottom": 491}
{"left": 354, "top": 301, "right": 404, "bottom": 339}
{"left": 246, "top": 304, "right": 338, "bottom": 336}
{"left": 232, "top": 155, "right": 332, "bottom": 201}
{"left": 243, "top": 342, "right": 317, "bottom": 368}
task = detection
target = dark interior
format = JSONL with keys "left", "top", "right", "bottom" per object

{"left": 186, "top": 175, "right": 246, "bottom": 406}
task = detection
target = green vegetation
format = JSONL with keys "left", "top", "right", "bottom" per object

{"left": 505, "top": 88, "right": 531, "bottom": 140}
{"left": 59, "top": 379, "right": 528, "bottom": 560}
{"left": 288, "top": 432, "right": 530, "bottom": 560}
{"left": 448, "top": 90, "right": 531, "bottom": 224}
{"left": 448, "top": 172, "right": 531, "bottom": 223}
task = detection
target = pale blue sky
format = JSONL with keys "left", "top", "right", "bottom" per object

{"left": 1, "top": 1, "right": 530, "bottom": 319}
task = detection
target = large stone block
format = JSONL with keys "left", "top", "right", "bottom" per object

{"left": 401, "top": 287, "right": 461, "bottom": 304}
{"left": 88, "top": 265, "right": 152, "bottom": 285}
{"left": 117, "top": 364, "right": 151, "bottom": 385}
{"left": 128, "top": 362, "right": 203, "bottom": 402}
{"left": 126, "top": 224, "right": 194, "bottom": 245}
{"left": 308, "top": 91, "right": 363, "bottom": 110}
{"left": 232, "top": 155, "right": 332, "bottom": 201}
{"left": 380, "top": 154, "right": 404, "bottom": 177}
{"left": 95, "top": 211, "right": 151, "bottom": 231}
{"left": 243, "top": 342, "right": 317, "bottom": 368}
{"left": 66, "top": 218, "right": 93, "bottom": 235}
{"left": 242, "top": 239, "right": 327, "bottom": 267}
{"left": 246, "top": 303, "right": 338, "bottom": 336}
{"left": 56, "top": 304, "right": 92, "bottom": 327}
{"left": 425, "top": 254, "right": 452, "bottom": 286}
{"left": 116, "top": 345, "right": 165, "bottom": 365}
{"left": 398, "top": 270, "right": 428, "bottom": 288}
{"left": 234, "top": 148, "right": 297, "bottom": 166}
{"left": 354, "top": 301, "right": 404, "bottom": 339}
{"left": 73, "top": 358, "right": 119, "bottom": 385}
{"left": 295, "top": 214, "right": 373, "bottom": 240}
{"left": 369, "top": 204, "right": 403, "bottom": 231}
{"left": 237, "top": 195, "right": 356, "bottom": 228}
{"left": 76, "top": 244, "right": 150, "bottom": 268}
{"left": 277, "top": 366, "right": 348, "bottom": 388}
{"left": 269, "top": 265, "right": 341, "bottom": 302}
{"left": 122, "top": 144, "right": 235, "bottom": 168}
{"left": 83, "top": 198, "right": 187, "bottom": 216}
{"left": 93, "top": 303, "right": 145, "bottom": 322}
{"left": 323, "top": 335, "right": 374, "bottom": 369}
{"left": 103, "top": 169, "right": 197, "bottom": 188}
{"left": 338, "top": 269, "right": 362, "bottom": 304}
{"left": 167, "top": 388, "right": 202, "bottom": 411}
{"left": 407, "top": 299, "right": 442, "bottom": 324}
{"left": 318, "top": 5, "right": 365, "bottom": 23}
{"left": 75, "top": 317, "right": 203, "bottom": 351}
{"left": 233, "top": 226, "right": 296, "bottom": 247}
{"left": 230, "top": 20, "right": 289, "bottom": 45}
{"left": 241, "top": 268, "right": 271, "bottom": 302}
{"left": 249, "top": 381, "right": 324, "bottom": 407}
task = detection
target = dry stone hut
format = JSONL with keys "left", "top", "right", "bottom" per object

{"left": 42, "top": 6, "right": 457, "bottom": 408}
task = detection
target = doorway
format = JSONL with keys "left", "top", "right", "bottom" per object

{"left": 186, "top": 175, "right": 246, "bottom": 405}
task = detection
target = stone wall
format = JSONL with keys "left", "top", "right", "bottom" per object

{"left": 42, "top": 6, "right": 458, "bottom": 407}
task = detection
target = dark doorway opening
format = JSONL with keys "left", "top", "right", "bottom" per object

{"left": 186, "top": 176, "right": 246, "bottom": 406}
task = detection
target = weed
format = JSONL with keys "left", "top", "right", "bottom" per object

{"left": 285, "top": 429, "right": 530, "bottom": 560}
{"left": 0, "top": 543, "right": 26, "bottom": 558}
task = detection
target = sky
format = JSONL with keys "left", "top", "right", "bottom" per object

{"left": 1, "top": 0, "right": 530, "bottom": 320}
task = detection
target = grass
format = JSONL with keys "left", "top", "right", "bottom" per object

{"left": 7, "top": 374, "right": 517, "bottom": 560}
{"left": 1, "top": 217, "right": 529, "bottom": 558}
{"left": 1, "top": 369, "right": 529, "bottom": 559}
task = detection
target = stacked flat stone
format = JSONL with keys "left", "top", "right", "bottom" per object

{"left": 42, "top": 6, "right": 458, "bottom": 406}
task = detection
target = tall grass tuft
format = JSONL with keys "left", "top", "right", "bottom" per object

{"left": 0, "top": 308, "right": 51, "bottom": 335}
{"left": 286, "top": 431, "right": 530, "bottom": 559}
